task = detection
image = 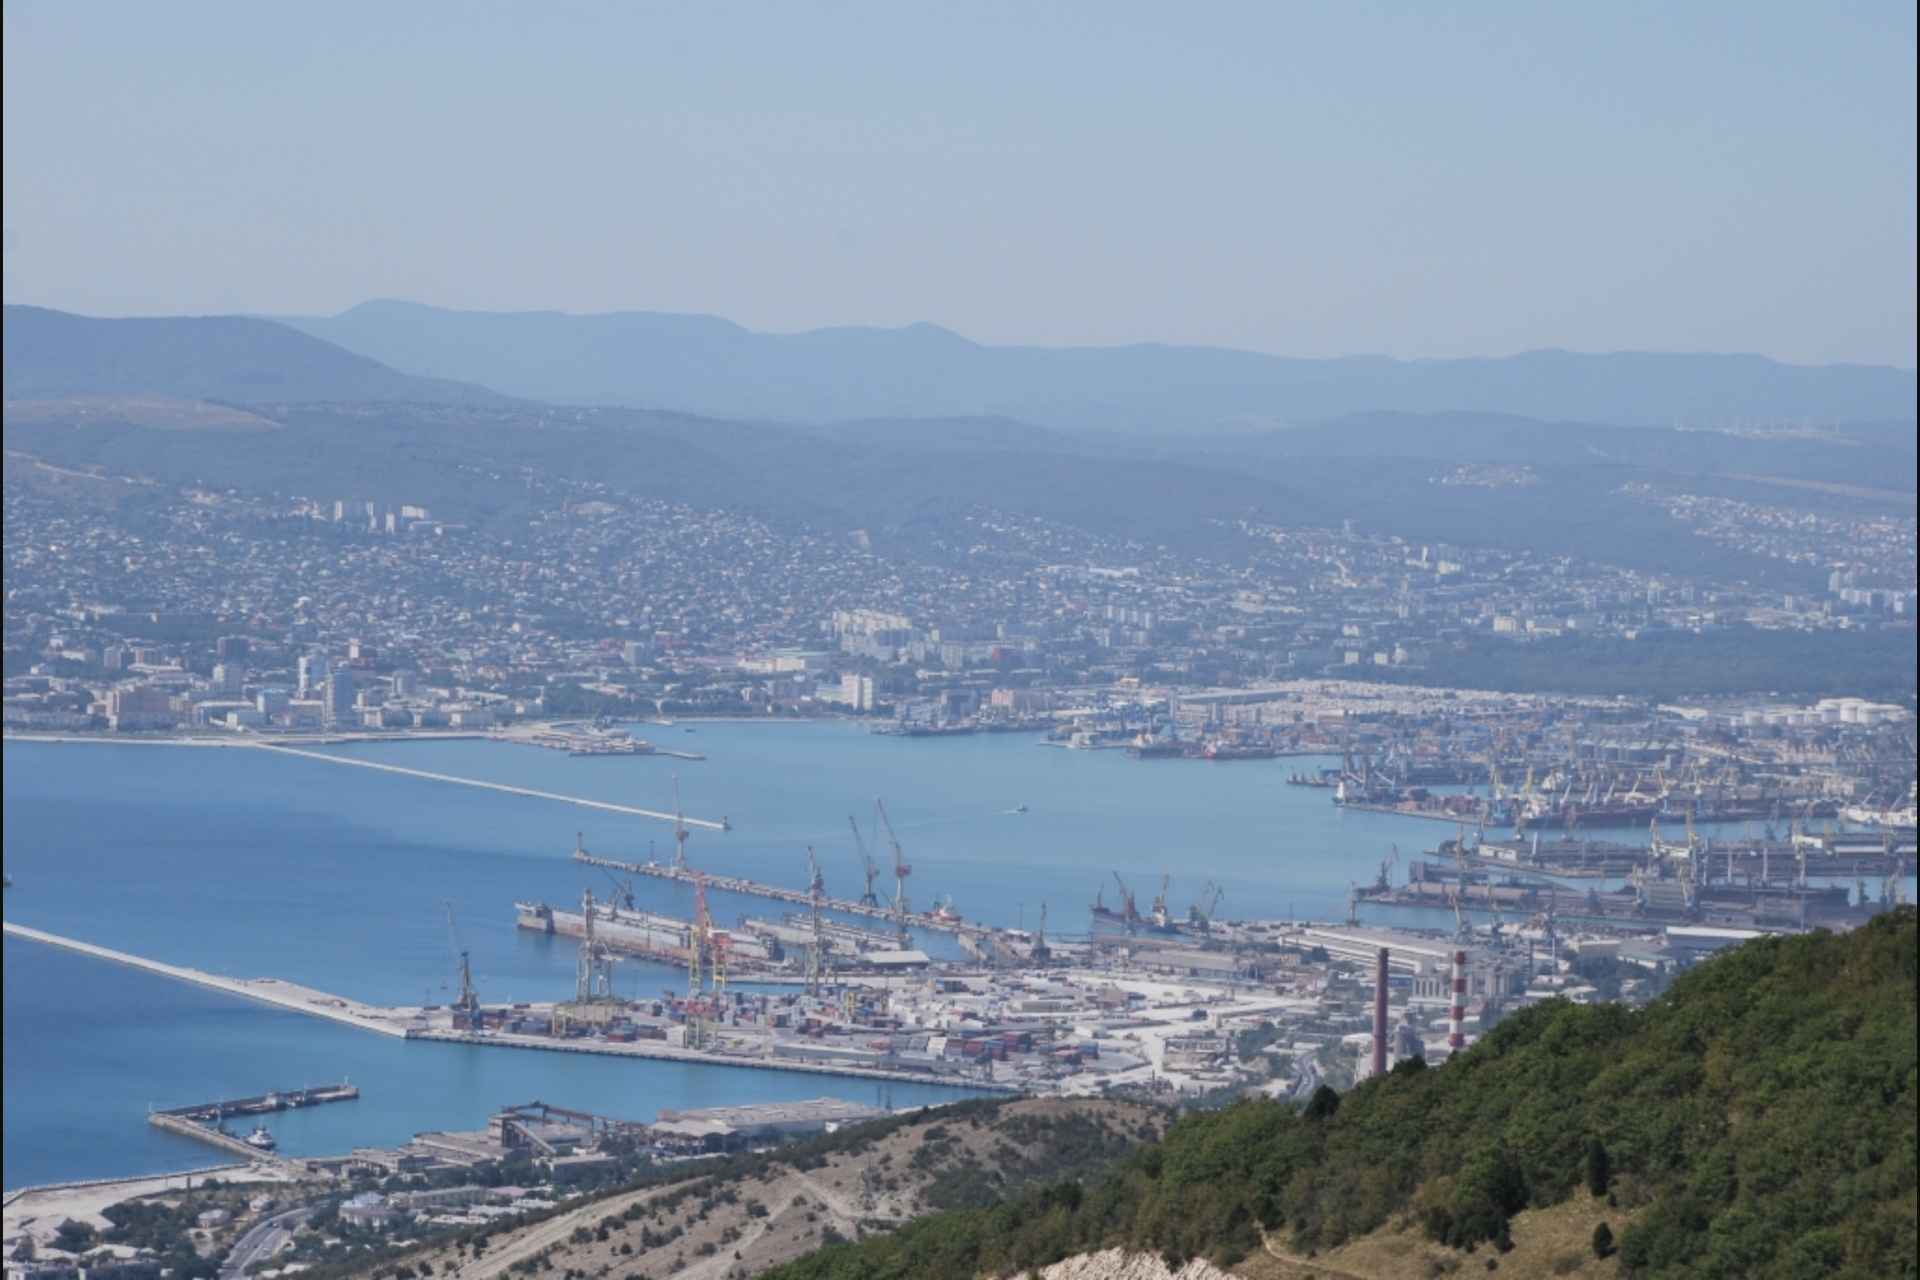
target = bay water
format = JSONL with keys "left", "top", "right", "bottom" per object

{"left": 0, "top": 723, "right": 1677, "bottom": 1188}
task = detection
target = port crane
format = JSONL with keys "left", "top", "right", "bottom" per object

{"left": 1030, "top": 904, "right": 1051, "bottom": 962}
{"left": 1186, "top": 879, "right": 1223, "bottom": 932}
{"left": 803, "top": 846, "right": 826, "bottom": 997}
{"left": 670, "top": 777, "right": 693, "bottom": 871}
{"left": 848, "top": 816, "right": 882, "bottom": 907}
{"left": 874, "top": 799, "right": 912, "bottom": 942}
{"left": 1110, "top": 871, "right": 1141, "bottom": 933}
{"left": 1446, "top": 880, "right": 1470, "bottom": 940}
{"left": 1149, "top": 875, "right": 1172, "bottom": 930}
{"left": 1445, "top": 839, "right": 1476, "bottom": 940}
{"left": 444, "top": 902, "right": 480, "bottom": 1015}
{"left": 555, "top": 888, "right": 621, "bottom": 1034}
{"left": 1373, "top": 845, "right": 1399, "bottom": 893}
{"left": 686, "top": 870, "right": 729, "bottom": 1000}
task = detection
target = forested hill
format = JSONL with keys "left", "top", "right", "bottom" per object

{"left": 765, "top": 908, "right": 1917, "bottom": 1280}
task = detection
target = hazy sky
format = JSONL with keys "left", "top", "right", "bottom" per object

{"left": 4, "top": 3, "right": 1915, "bottom": 366}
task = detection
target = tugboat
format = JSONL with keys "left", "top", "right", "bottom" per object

{"left": 929, "top": 895, "right": 963, "bottom": 925}
{"left": 242, "top": 1123, "right": 278, "bottom": 1154}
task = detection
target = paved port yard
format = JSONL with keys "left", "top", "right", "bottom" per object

{"left": 4, "top": 918, "right": 1311, "bottom": 1100}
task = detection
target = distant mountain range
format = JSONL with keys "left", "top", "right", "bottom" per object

{"left": 2, "top": 305, "right": 515, "bottom": 408}
{"left": 8, "top": 301, "right": 1912, "bottom": 434}
{"left": 7, "top": 301, "right": 1914, "bottom": 595}
{"left": 269, "top": 299, "right": 1917, "bottom": 432}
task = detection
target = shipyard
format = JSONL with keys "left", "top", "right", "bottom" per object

{"left": 7, "top": 740, "right": 1916, "bottom": 1279}
{"left": 11, "top": 761, "right": 1909, "bottom": 1122}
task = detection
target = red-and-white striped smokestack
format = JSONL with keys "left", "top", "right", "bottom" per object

{"left": 1448, "top": 948, "right": 1467, "bottom": 1052}
{"left": 1371, "top": 947, "right": 1389, "bottom": 1077}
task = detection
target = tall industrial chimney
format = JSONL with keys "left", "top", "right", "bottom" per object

{"left": 1448, "top": 949, "right": 1467, "bottom": 1053}
{"left": 1371, "top": 947, "right": 1389, "bottom": 1077}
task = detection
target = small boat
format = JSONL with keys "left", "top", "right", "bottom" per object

{"left": 1013, "top": 804, "right": 1028, "bottom": 813}
{"left": 243, "top": 1124, "right": 277, "bottom": 1153}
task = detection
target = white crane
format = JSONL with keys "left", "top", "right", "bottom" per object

{"left": 874, "top": 799, "right": 912, "bottom": 942}
{"left": 848, "top": 816, "right": 882, "bottom": 907}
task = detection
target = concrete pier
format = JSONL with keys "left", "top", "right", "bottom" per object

{"left": 147, "top": 1113, "right": 277, "bottom": 1160}
{"left": 573, "top": 850, "right": 984, "bottom": 938}
{"left": 2, "top": 923, "right": 414, "bottom": 1036}
{"left": 253, "top": 745, "right": 730, "bottom": 829}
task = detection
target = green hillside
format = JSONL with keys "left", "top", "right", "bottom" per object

{"left": 764, "top": 908, "right": 1917, "bottom": 1280}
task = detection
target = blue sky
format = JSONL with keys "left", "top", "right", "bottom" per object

{"left": 3, "top": 2, "right": 1914, "bottom": 365}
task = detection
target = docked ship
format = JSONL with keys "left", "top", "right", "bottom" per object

{"left": 1197, "top": 741, "right": 1276, "bottom": 761}
{"left": 1089, "top": 876, "right": 1181, "bottom": 935}
{"left": 1089, "top": 886, "right": 1131, "bottom": 930}
{"left": 516, "top": 900, "right": 775, "bottom": 967}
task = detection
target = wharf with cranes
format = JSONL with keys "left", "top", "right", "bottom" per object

{"left": 1352, "top": 816, "right": 1913, "bottom": 933}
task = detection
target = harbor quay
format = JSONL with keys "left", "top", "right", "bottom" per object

{"left": 8, "top": 852, "right": 1834, "bottom": 1126}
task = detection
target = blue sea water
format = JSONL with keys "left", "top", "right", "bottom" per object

{"left": 0, "top": 723, "right": 1736, "bottom": 1188}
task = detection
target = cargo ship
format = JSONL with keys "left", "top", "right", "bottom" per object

{"left": 1197, "top": 741, "right": 1277, "bottom": 761}
{"left": 1089, "top": 886, "right": 1129, "bottom": 930}
{"left": 1088, "top": 883, "right": 1180, "bottom": 934}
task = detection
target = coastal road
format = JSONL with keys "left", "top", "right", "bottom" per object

{"left": 219, "top": 1206, "right": 312, "bottom": 1280}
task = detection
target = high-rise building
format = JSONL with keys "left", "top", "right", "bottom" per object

{"left": 210, "top": 663, "right": 245, "bottom": 696}
{"left": 297, "top": 653, "right": 329, "bottom": 696}
{"left": 324, "top": 670, "right": 356, "bottom": 725}
{"left": 839, "top": 674, "right": 875, "bottom": 711}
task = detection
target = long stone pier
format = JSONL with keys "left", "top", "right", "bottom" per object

{"left": 253, "top": 745, "right": 730, "bottom": 829}
{"left": 2, "top": 923, "right": 414, "bottom": 1036}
